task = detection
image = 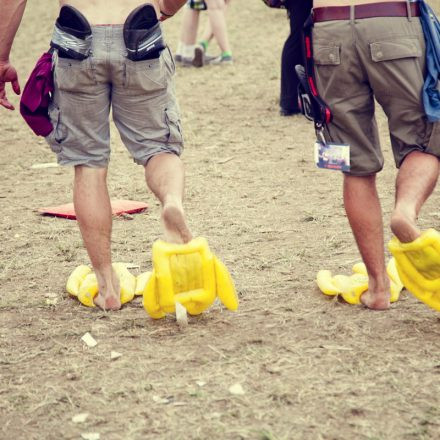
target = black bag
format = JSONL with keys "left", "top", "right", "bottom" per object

{"left": 50, "top": 5, "right": 92, "bottom": 60}
{"left": 261, "top": 0, "right": 286, "bottom": 9}
{"left": 123, "top": 3, "right": 165, "bottom": 61}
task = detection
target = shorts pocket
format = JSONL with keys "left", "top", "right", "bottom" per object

{"left": 45, "top": 105, "right": 67, "bottom": 152}
{"left": 124, "top": 57, "right": 166, "bottom": 91}
{"left": 165, "top": 108, "right": 183, "bottom": 144}
{"left": 314, "top": 44, "right": 341, "bottom": 66}
{"left": 370, "top": 37, "right": 422, "bottom": 62}
{"left": 55, "top": 56, "right": 96, "bottom": 92}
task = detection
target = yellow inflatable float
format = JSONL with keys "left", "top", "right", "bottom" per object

{"left": 388, "top": 229, "right": 440, "bottom": 311}
{"left": 316, "top": 258, "right": 403, "bottom": 304}
{"left": 66, "top": 262, "right": 139, "bottom": 307}
{"left": 65, "top": 237, "right": 237, "bottom": 319}
{"left": 142, "top": 237, "right": 238, "bottom": 319}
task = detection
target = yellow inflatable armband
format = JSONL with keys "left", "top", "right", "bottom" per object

{"left": 66, "top": 263, "right": 137, "bottom": 307}
{"left": 388, "top": 229, "right": 440, "bottom": 311}
{"left": 143, "top": 237, "right": 238, "bottom": 319}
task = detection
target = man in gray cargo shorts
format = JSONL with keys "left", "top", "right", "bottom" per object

{"left": 0, "top": 0, "right": 192, "bottom": 311}
{"left": 312, "top": 0, "right": 440, "bottom": 310}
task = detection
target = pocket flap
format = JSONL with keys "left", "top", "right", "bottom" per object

{"left": 165, "top": 108, "right": 180, "bottom": 124}
{"left": 165, "top": 108, "right": 183, "bottom": 144}
{"left": 314, "top": 45, "right": 341, "bottom": 66}
{"left": 370, "top": 38, "right": 422, "bottom": 62}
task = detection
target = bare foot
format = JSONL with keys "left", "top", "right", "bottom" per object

{"left": 162, "top": 201, "right": 192, "bottom": 244}
{"left": 391, "top": 209, "right": 420, "bottom": 243}
{"left": 360, "top": 275, "right": 391, "bottom": 310}
{"left": 94, "top": 269, "right": 121, "bottom": 311}
{"left": 360, "top": 289, "right": 390, "bottom": 310}
{"left": 94, "top": 292, "right": 121, "bottom": 311}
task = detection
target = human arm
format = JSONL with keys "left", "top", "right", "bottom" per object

{"left": 158, "top": 0, "right": 187, "bottom": 21}
{"left": 0, "top": 0, "right": 27, "bottom": 110}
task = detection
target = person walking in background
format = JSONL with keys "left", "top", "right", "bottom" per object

{"left": 176, "top": 0, "right": 233, "bottom": 67}
{"left": 198, "top": 0, "right": 232, "bottom": 63}
{"left": 280, "top": 0, "right": 312, "bottom": 115}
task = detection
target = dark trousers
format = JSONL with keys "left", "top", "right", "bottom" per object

{"left": 280, "top": 0, "right": 312, "bottom": 112}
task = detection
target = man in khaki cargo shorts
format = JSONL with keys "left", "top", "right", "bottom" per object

{"left": 0, "top": 0, "right": 192, "bottom": 310}
{"left": 313, "top": 0, "right": 440, "bottom": 309}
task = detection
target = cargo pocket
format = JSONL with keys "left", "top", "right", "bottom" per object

{"left": 165, "top": 108, "right": 183, "bottom": 144}
{"left": 45, "top": 105, "right": 67, "bottom": 153}
{"left": 314, "top": 44, "right": 341, "bottom": 66}
{"left": 370, "top": 37, "right": 422, "bottom": 63}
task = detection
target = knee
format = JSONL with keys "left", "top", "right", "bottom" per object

{"left": 74, "top": 165, "right": 108, "bottom": 182}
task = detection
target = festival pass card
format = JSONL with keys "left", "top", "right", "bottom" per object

{"left": 314, "top": 141, "right": 350, "bottom": 172}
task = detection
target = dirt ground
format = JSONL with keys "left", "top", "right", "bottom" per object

{"left": 1, "top": 1, "right": 440, "bottom": 439}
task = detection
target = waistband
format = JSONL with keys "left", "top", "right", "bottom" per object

{"left": 89, "top": 25, "right": 124, "bottom": 36}
{"left": 313, "top": 1, "right": 421, "bottom": 23}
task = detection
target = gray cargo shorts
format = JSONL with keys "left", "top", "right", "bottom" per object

{"left": 45, "top": 25, "right": 183, "bottom": 167}
{"left": 313, "top": 15, "right": 440, "bottom": 176}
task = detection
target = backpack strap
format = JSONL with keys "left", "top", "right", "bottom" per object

{"left": 296, "top": 14, "right": 333, "bottom": 134}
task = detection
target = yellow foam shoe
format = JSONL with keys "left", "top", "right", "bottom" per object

{"left": 135, "top": 271, "right": 152, "bottom": 296}
{"left": 351, "top": 259, "right": 403, "bottom": 303}
{"left": 316, "top": 270, "right": 340, "bottom": 296}
{"left": 388, "top": 229, "right": 440, "bottom": 311}
{"left": 143, "top": 237, "right": 238, "bottom": 319}
{"left": 66, "top": 265, "right": 92, "bottom": 297}
{"left": 66, "top": 263, "right": 137, "bottom": 307}
{"left": 112, "top": 263, "right": 136, "bottom": 305}
{"left": 335, "top": 273, "right": 369, "bottom": 305}
{"left": 317, "top": 270, "right": 368, "bottom": 304}
{"left": 316, "top": 259, "right": 403, "bottom": 305}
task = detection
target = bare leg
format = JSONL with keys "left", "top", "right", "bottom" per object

{"left": 391, "top": 151, "right": 440, "bottom": 243}
{"left": 205, "top": 0, "right": 231, "bottom": 53}
{"left": 200, "top": 20, "right": 213, "bottom": 45}
{"left": 344, "top": 174, "right": 390, "bottom": 310}
{"left": 145, "top": 153, "right": 192, "bottom": 244}
{"left": 73, "top": 166, "right": 121, "bottom": 311}
{"left": 200, "top": 0, "right": 230, "bottom": 44}
{"left": 180, "top": 7, "right": 200, "bottom": 45}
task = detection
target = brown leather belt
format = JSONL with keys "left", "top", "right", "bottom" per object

{"left": 313, "top": 2, "right": 421, "bottom": 22}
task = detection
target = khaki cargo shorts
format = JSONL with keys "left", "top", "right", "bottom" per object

{"left": 313, "top": 15, "right": 440, "bottom": 176}
{"left": 46, "top": 25, "right": 183, "bottom": 167}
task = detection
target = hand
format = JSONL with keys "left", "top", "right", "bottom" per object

{"left": 0, "top": 61, "right": 21, "bottom": 111}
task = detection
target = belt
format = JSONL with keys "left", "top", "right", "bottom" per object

{"left": 313, "top": 2, "right": 421, "bottom": 22}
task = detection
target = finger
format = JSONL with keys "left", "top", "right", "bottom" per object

{"left": 12, "top": 78, "right": 21, "bottom": 95}
{"left": 0, "top": 98, "right": 15, "bottom": 111}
